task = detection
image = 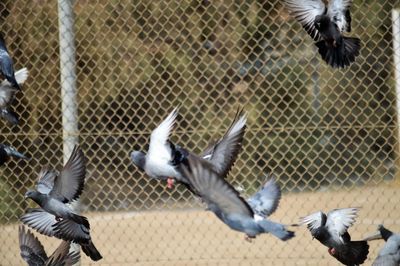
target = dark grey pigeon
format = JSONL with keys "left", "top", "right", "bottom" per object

{"left": 284, "top": 0, "right": 360, "bottom": 68}
{"left": 131, "top": 108, "right": 247, "bottom": 193}
{"left": 0, "top": 33, "right": 21, "bottom": 90}
{"left": 247, "top": 177, "right": 281, "bottom": 219}
{"left": 301, "top": 208, "right": 369, "bottom": 265}
{"left": 19, "top": 225, "right": 80, "bottom": 266}
{"left": 364, "top": 225, "right": 400, "bottom": 266}
{"left": 180, "top": 156, "right": 294, "bottom": 241}
{"left": 21, "top": 146, "right": 102, "bottom": 261}
{"left": 0, "top": 67, "right": 28, "bottom": 125}
{"left": 0, "top": 143, "right": 29, "bottom": 166}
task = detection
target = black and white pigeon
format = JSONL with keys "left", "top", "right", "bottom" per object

{"left": 0, "top": 33, "right": 21, "bottom": 90}
{"left": 19, "top": 225, "right": 80, "bottom": 266}
{"left": 0, "top": 67, "right": 28, "bottom": 125}
{"left": 284, "top": 0, "right": 361, "bottom": 68}
{"left": 0, "top": 143, "right": 29, "bottom": 166}
{"left": 21, "top": 146, "right": 102, "bottom": 261}
{"left": 363, "top": 224, "right": 400, "bottom": 266}
{"left": 301, "top": 208, "right": 369, "bottom": 265}
{"left": 180, "top": 156, "right": 295, "bottom": 241}
{"left": 131, "top": 108, "right": 247, "bottom": 192}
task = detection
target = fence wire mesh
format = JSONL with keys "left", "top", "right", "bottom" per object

{"left": 0, "top": 0, "right": 399, "bottom": 265}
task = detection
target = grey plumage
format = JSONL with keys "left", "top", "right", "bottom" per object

{"left": 180, "top": 156, "right": 294, "bottom": 241}
{"left": 0, "top": 67, "right": 28, "bottom": 125}
{"left": 284, "top": 0, "right": 360, "bottom": 68}
{"left": 19, "top": 225, "right": 80, "bottom": 266}
{"left": 364, "top": 225, "right": 400, "bottom": 266}
{"left": 0, "top": 33, "right": 21, "bottom": 90}
{"left": 21, "top": 146, "right": 102, "bottom": 261}
{"left": 301, "top": 208, "right": 369, "bottom": 265}
{"left": 131, "top": 108, "right": 247, "bottom": 193}
{"left": 0, "top": 143, "right": 29, "bottom": 166}
{"left": 247, "top": 177, "right": 281, "bottom": 218}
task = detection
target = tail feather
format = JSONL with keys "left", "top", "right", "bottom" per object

{"left": 81, "top": 240, "right": 102, "bottom": 261}
{"left": 315, "top": 37, "right": 361, "bottom": 68}
{"left": 333, "top": 241, "right": 369, "bottom": 265}
{"left": 258, "top": 219, "right": 295, "bottom": 241}
{"left": 68, "top": 213, "right": 90, "bottom": 229}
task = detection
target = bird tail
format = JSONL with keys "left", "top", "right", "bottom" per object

{"left": 257, "top": 219, "right": 295, "bottom": 241}
{"left": 68, "top": 213, "right": 91, "bottom": 229}
{"left": 0, "top": 108, "right": 18, "bottom": 125}
{"left": 332, "top": 241, "right": 369, "bottom": 265}
{"left": 81, "top": 240, "right": 103, "bottom": 261}
{"left": 315, "top": 37, "right": 361, "bottom": 68}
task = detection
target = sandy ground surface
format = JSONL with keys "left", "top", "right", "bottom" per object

{"left": 1, "top": 184, "right": 399, "bottom": 265}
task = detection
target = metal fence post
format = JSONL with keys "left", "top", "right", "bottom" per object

{"left": 58, "top": 0, "right": 80, "bottom": 263}
{"left": 392, "top": 9, "right": 400, "bottom": 184}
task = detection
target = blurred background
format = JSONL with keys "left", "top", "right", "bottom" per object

{"left": 0, "top": 0, "right": 399, "bottom": 265}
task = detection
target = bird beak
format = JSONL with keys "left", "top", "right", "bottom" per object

{"left": 363, "top": 231, "right": 383, "bottom": 241}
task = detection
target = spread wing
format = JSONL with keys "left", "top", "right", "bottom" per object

{"left": 300, "top": 211, "right": 326, "bottom": 235}
{"left": 36, "top": 167, "right": 59, "bottom": 195}
{"left": 53, "top": 219, "right": 91, "bottom": 243}
{"left": 247, "top": 177, "right": 281, "bottom": 217}
{"left": 49, "top": 146, "right": 86, "bottom": 203}
{"left": 0, "top": 67, "right": 28, "bottom": 87}
{"left": 284, "top": 0, "right": 326, "bottom": 40}
{"left": 181, "top": 156, "right": 254, "bottom": 217}
{"left": 147, "top": 108, "right": 178, "bottom": 163}
{"left": 326, "top": 208, "right": 359, "bottom": 236}
{"left": 327, "top": 0, "right": 353, "bottom": 32}
{"left": 201, "top": 109, "right": 247, "bottom": 178}
{"left": 46, "top": 241, "right": 80, "bottom": 266}
{"left": 19, "top": 225, "right": 48, "bottom": 265}
{"left": 20, "top": 208, "right": 57, "bottom": 237}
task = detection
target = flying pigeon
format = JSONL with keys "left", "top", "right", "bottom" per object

{"left": 284, "top": 0, "right": 361, "bottom": 68}
{"left": 364, "top": 224, "right": 400, "bottom": 266}
{"left": 19, "top": 225, "right": 80, "bottom": 266}
{"left": 0, "top": 143, "right": 29, "bottom": 166}
{"left": 180, "top": 156, "right": 295, "bottom": 241}
{"left": 21, "top": 146, "right": 102, "bottom": 261}
{"left": 0, "top": 67, "right": 28, "bottom": 125}
{"left": 300, "top": 208, "right": 369, "bottom": 265}
{"left": 0, "top": 33, "right": 21, "bottom": 90}
{"left": 131, "top": 108, "right": 247, "bottom": 192}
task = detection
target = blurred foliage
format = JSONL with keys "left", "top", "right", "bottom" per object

{"left": 0, "top": 0, "right": 398, "bottom": 221}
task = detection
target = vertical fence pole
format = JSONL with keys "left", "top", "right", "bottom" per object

{"left": 393, "top": 9, "right": 400, "bottom": 184}
{"left": 58, "top": 0, "right": 80, "bottom": 263}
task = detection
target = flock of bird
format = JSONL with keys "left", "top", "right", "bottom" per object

{"left": 0, "top": 0, "right": 397, "bottom": 265}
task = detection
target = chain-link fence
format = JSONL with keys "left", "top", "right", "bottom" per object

{"left": 0, "top": 0, "right": 399, "bottom": 265}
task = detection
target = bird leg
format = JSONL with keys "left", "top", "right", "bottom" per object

{"left": 167, "top": 178, "right": 175, "bottom": 189}
{"left": 245, "top": 235, "right": 255, "bottom": 243}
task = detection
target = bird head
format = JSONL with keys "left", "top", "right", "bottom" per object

{"left": 24, "top": 190, "right": 41, "bottom": 203}
{"left": 130, "top": 151, "right": 146, "bottom": 171}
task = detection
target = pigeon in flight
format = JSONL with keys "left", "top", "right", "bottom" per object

{"left": 21, "top": 146, "right": 102, "bottom": 261}
{"left": 19, "top": 225, "right": 80, "bottom": 266}
{"left": 0, "top": 67, "right": 28, "bottom": 125}
{"left": 0, "top": 33, "right": 21, "bottom": 90}
{"left": 180, "top": 156, "right": 295, "bottom": 241}
{"left": 131, "top": 108, "right": 247, "bottom": 193}
{"left": 301, "top": 208, "right": 369, "bottom": 265}
{"left": 364, "top": 224, "right": 400, "bottom": 266}
{"left": 0, "top": 143, "right": 29, "bottom": 166}
{"left": 284, "top": 0, "right": 361, "bottom": 68}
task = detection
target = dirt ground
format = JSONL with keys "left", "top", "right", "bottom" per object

{"left": 1, "top": 184, "right": 399, "bottom": 265}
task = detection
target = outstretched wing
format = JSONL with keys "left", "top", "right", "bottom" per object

{"left": 46, "top": 241, "right": 80, "bottom": 266}
{"left": 36, "top": 167, "right": 59, "bottom": 195}
{"left": 181, "top": 156, "right": 254, "bottom": 217}
{"left": 49, "top": 146, "right": 86, "bottom": 203}
{"left": 284, "top": 0, "right": 326, "bottom": 40}
{"left": 0, "top": 67, "right": 28, "bottom": 87}
{"left": 247, "top": 177, "right": 281, "bottom": 218}
{"left": 19, "top": 225, "right": 48, "bottom": 265}
{"left": 326, "top": 207, "right": 359, "bottom": 237}
{"left": 20, "top": 208, "right": 57, "bottom": 237}
{"left": 201, "top": 109, "right": 247, "bottom": 178}
{"left": 300, "top": 211, "right": 327, "bottom": 235}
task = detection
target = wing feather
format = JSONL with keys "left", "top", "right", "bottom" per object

{"left": 247, "top": 177, "right": 281, "bottom": 217}
{"left": 326, "top": 207, "right": 359, "bottom": 236}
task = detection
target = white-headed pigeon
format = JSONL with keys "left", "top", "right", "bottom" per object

{"left": 21, "top": 146, "right": 102, "bottom": 261}
{"left": 180, "top": 156, "right": 295, "bottom": 241}
{"left": 19, "top": 225, "right": 80, "bottom": 266}
{"left": 284, "top": 0, "right": 361, "bottom": 68}
{"left": 301, "top": 208, "right": 369, "bottom": 265}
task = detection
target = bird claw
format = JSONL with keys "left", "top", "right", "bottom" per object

{"left": 167, "top": 178, "right": 175, "bottom": 189}
{"left": 245, "top": 235, "right": 254, "bottom": 243}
